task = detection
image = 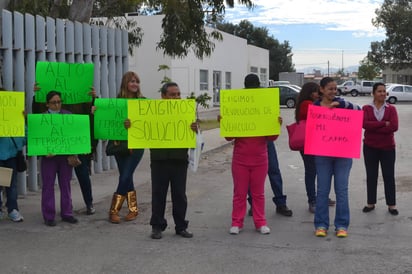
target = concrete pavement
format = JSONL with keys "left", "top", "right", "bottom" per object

{"left": 1, "top": 97, "right": 412, "bottom": 273}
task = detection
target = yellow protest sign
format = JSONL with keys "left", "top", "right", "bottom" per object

{"left": 0, "top": 91, "right": 25, "bottom": 137}
{"left": 219, "top": 88, "right": 280, "bottom": 137}
{"left": 127, "top": 99, "right": 196, "bottom": 148}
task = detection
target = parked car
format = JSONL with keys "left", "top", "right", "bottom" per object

{"left": 337, "top": 80, "right": 355, "bottom": 96}
{"left": 273, "top": 84, "right": 300, "bottom": 108}
{"left": 347, "top": 80, "right": 375, "bottom": 96}
{"left": 386, "top": 84, "right": 412, "bottom": 104}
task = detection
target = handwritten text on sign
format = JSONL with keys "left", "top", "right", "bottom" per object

{"left": 94, "top": 98, "right": 128, "bottom": 140}
{"left": 304, "top": 105, "right": 363, "bottom": 158}
{"left": 128, "top": 99, "right": 196, "bottom": 148}
{"left": 35, "top": 61, "right": 94, "bottom": 104}
{"left": 219, "top": 88, "right": 280, "bottom": 137}
{"left": 0, "top": 91, "right": 25, "bottom": 137}
{"left": 27, "top": 114, "right": 91, "bottom": 156}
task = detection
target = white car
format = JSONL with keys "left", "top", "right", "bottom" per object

{"left": 386, "top": 84, "right": 412, "bottom": 104}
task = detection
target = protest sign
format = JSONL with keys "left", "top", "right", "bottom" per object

{"left": 127, "top": 99, "right": 196, "bottom": 148}
{"left": 0, "top": 167, "right": 13, "bottom": 187}
{"left": 35, "top": 61, "right": 94, "bottom": 104}
{"left": 94, "top": 98, "right": 128, "bottom": 140}
{"left": 27, "top": 114, "right": 91, "bottom": 156}
{"left": 304, "top": 104, "right": 363, "bottom": 158}
{"left": 219, "top": 88, "right": 280, "bottom": 137}
{"left": 0, "top": 91, "right": 25, "bottom": 137}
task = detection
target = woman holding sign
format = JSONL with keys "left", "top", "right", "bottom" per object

{"left": 108, "top": 71, "right": 145, "bottom": 224}
{"left": 313, "top": 77, "right": 360, "bottom": 238}
{"left": 41, "top": 91, "right": 78, "bottom": 226}
{"left": 362, "top": 82, "right": 399, "bottom": 215}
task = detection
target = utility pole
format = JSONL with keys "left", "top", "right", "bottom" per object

{"left": 341, "top": 50, "right": 344, "bottom": 74}
{"left": 327, "top": 60, "right": 330, "bottom": 76}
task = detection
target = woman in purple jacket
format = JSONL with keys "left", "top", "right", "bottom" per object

{"left": 362, "top": 82, "right": 399, "bottom": 215}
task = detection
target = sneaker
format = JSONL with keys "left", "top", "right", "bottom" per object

{"left": 336, "top": 228, "right": 348, "bottom": 238}
{"left": 229, "top": 226, "right": 242, "bottom": 235}
{"left": 176, "top": 229, "right": 193, "bottom": 238}
{"left": 257, "top": 225, "right": 270, "bottom": 234}
{"left": 328, "top": 198, "right": 336, "bottom": 206}
{"left": 8, "top": 209, "right": 24, "bottom": 222}
{"left": 276, "top": 205, "right": 293, "bottom": 217}
{"left": 62, "top": 216, "right": 78, "bottom": 224}
{"left": 308, "top": 203, "right": 316, "bottom": 213}
{"left": 86, "top": 206, "right": 96, "bottom": 215}
{"left": 315, "top": 227, "right": 327, "bottom": 237}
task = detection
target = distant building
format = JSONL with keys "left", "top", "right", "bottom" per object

{"left": 382, "top": 66, "right": 412, "bottom": 84}
{"left": 127, "top": 14, "right": 269, "bottom": 106}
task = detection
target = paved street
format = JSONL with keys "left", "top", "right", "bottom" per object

{"left": 1, "top": 96, "right": 412, "bottom": 273}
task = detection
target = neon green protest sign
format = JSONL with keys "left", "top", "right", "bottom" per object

{"left": 35, "top": 61, "right": 94, "bottom": 104}
{"left": 127, "top": 99, "right": 196, "bottom": 148}
{"left": 219, "top": 88, "right": 280, "bottom": 137}
{"left": 0, "top": 91, "right": 25, "bottom": 137}
{"left": 27, "top": 114, "right": 91, "bottom": 156}
{"left": 93, "top": 98, "right": 128, "bottom": 140}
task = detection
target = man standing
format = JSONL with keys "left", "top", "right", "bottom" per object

{"left": 244, "top": 74, "right": 293, "bottom": 217}
{"left": 150, "top": 82, "right": 197, "bottom": 239}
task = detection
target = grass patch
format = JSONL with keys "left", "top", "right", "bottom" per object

{"left": 199, "top": 119, "right": 220, "bottom": 130}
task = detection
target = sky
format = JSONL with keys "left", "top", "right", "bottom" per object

{"left": 223, "top": 0, "right": 386, "bottom": 72}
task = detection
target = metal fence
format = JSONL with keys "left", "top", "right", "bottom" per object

{"left": 0, "top": 9, "right": 129, "bottom": 195}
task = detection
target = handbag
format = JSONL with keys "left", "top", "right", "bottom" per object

{"left": 105, "top": 140, "right": 130, "bottom": 156}
{"left": 286, "top": 120, "right": 306, "bottom": 151}
{"left": 188, "top": 130, "right": 204, "bottom": 172}
{"left": 11, "top": 138, "right": 27, "bottom": 172}
{"left": 67, "top": 155, "right": 82, "bottom": 167}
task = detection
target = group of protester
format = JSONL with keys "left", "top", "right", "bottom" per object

{"left": 0, "top": 72, "right": 399, "bottom": 240}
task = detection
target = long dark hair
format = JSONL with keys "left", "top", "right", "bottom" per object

{"left": 294, "top": 82, "right": 319, "bottom": 122}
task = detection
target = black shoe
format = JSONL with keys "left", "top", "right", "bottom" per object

{"left": 86, "top": 206, "right": 96, "bottom": 215}
{"left": 388, "top": 208, "right": 399, "bottom": 216}
{"left": 62, "top": 216, "right": 79, "bottom": 224}
{"left": 176, "top": 229, "right": 193, "bottom": 238}
{"left": 362, "top": 205, "right": 375, "bottom": 213}
{"left": 276, "top": 205, "right": 293, "bottom": 217}
{"left": 44, "top": 220, "right": 57, "bottom": 227}
{"left": 151, "top": 229, "right": 162, "bottom": 239}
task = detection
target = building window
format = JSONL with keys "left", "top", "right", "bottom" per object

{"left": 200, "top": 69, "right": 208, "bottom": 91}
{"left": 225, "top": 72, "right": 231, "bottom": 89}
{"left": 250, "top": 66, "right": 258, "bottom": 74}
{"left": 260, "top": 68, "right": 267, "bottom": 86}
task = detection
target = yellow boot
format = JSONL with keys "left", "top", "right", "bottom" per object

{"left": 109, "top": 193, "right": 125, "bottom": 224}
{"left": 124, "top": 190, "right": 139, "bottom": 221}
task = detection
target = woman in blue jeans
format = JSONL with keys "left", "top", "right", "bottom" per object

{"left": 313, "top": 77, "right": 360, "bottom": 238}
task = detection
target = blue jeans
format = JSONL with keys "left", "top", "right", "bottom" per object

{"left": 300, "top": 151, "right": 316, "bottom": 204}
{"left": 74, "top": 154, "right": 94, "bottom": 207}
{"left": 267, "top": 141, "right": 287, "bottom": 206}
{"left": 0, "top": 157, "right": 19, "bottom": 213}
{"left": 314, "top": 156, "right": 352, "bottom": 230}
{"left": 114, "top": 149, "right": 144, "bottom": 195}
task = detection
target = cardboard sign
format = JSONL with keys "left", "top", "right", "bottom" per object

{"left": 27, "top": 114, "right": 91, "bottom": 156}
{"left": 219, "top": 88, "right": 280, "bottom": 137}
{"left": 0, "top": 167, "right": 13, "bottom": 187}
{"left": 304, "top": 105, "right": 363, "bottom": 158}
{"left": 35, "top": 61, "right": 94, "bottom": 104}
{"left": 127, "top": 99, "right": 196, "bottom": 148}
{"left": 0, "top": 91, "right": 25, "bottom": 137}
{"left": 94, "top": 98, "right": 128, "bottom": 140}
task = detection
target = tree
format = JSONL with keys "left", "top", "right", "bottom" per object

{"left": 368, "top": 0, "right": 412, "bottom": 70}
{"left": 216, "top": 20, "right": 294, "bottom": 80}
{"left": 358, "top": 57, "right": 380, "bottom": 80}
{"left": 6, "top": 0, "right": 254, "bottom": 59}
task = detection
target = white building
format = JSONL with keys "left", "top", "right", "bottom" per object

{"left": 127, "top": 15, "right": 269, "bottom": 105}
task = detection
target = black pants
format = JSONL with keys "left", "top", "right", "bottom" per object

{"left": 150, "top": 160, "right": 189, "bottom": 232}
{"left": 363, "top": 145, "right": 396, "bottom": 206}
{"left": 74, "top": 154, "right": 93, "bottom": 207}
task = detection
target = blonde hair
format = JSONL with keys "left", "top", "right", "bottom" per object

{"left": 117, "top": 71, "right": 143, "bottom": 98}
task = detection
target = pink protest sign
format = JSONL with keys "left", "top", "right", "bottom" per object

{"left": 304, "top": 104, "right": 363, "bottom": 158}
